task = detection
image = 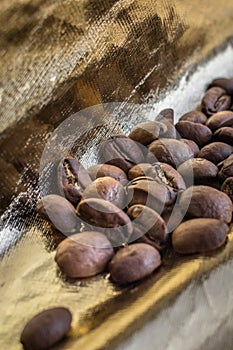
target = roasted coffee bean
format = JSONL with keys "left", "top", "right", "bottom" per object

{"left": 109, "top": 243, "right": 161, "bottom": 284}
{"left": 198, "top": 142, "right": 232, "bottom": 164}
{"left": 129, "top": 121, "right": 167, "bottom": 145}
{"left": 77, "top": 198, "right": 133, "bottom": 245}
{"left": 57, "top": 157, "right": 92, "bottom": 206}
{"left": 214, "top": 127, "right": 233, "bottom": 145}
{"left": 172, "top": 218, "right": 228, "bottom": 254}
{"left": 201, "top": 87, "right": 231, "bottom": 116}
{"left": 37, "top": 195, "right": 80, "bottom": 234}
{"left": 20, "top": 307, "right": 72, "bottom": 350}
{"left": 100, "top": 135, "right": 144, "bottom": 173}
{"left": 147, "top": 138, "right": 194, "bottom": 167}
{"left": 179, "top": 110, "right": 207, "bottom": 124}
{"left": 218, "top": 154, "right": 233, "bottom": 180}
{"left": 82, "top": 176, "right": 126, "bottom": 208}
{"left": 157, "top": 108, "right": 174, "bottom": 124}
{"left": 175, "top": 121, "right": 212, "bottom": 147}
{"left": 87, "top": 164, "right": 128, "bottom": 185}
{"left": 221, "top": 177, "right": 233, "bottom": 202}
{"left": 180, "top": 139, "right": 200, "bottom": 156}
{"left": 55, "top": 232, "right": 114, "bottom": 278}
{"left": 177, "top": 158, "right": 218, "bottom": 186}
{"left": 179, "top": 185, "right": 232, "bottom": 223}
{"left": 126, "top": 177, "right": 170, "bottom": 213}
{"left": 209, "top": 77, "right": 233, "bottom": 95}
{"left": 128, "top": 162, "right": 186, "bottom": 194}
{"left": 205, "top": 110, "right": 233, "bottom": 131}
{"left": 127, "top": 204, "right": 168, "bottom": 247}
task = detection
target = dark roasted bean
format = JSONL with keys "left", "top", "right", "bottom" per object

{"left": 218, "top": 154, "right": 233, "bottom": 180}
{"left": 221, "top": 177, "right": 233, "bottom": 202}
{"left": 201, "top": 87, "right": 231, "bottom": 116}
{"left": 77, "top": 198, "right": 133, "bottom": 245}
{"left": 127, "top": 204, "right": 168, "bottom": 247}
{"left": 147, "top": 138, "right": 194, "bottom": 167}
{"left": 179, "top": 110, "right": 207, "bottom": 124}
{"left": 37, "top": 194, "right": 80, "bottom": 234}
{"left": 179, "top": 185, "right": 232, "bottom": 223}
{"left": 57, "top": 157, "right": 92, "bottom": 206}
{"left": 100, "top": 135, "right": 144, "bottom": 173}
{"left": 20, "top": 308, "right": 72, "bottom": 350}
{"left": 87, "top": 164, "right": 128, "bottom": 185}
{"left": 55, "top": 232, "right": 114, "bottom": 278}
{"left": 175, "top": 121, "right": 212, "bottom": 147}
{"left": 82, "top": 176, "right": 126, "bottom": 208}
{"left": 109, "top": 243, "right": 161, "bottom": 284}
{"left": 129, "top": 121, "right": 167, "bottom": 145}
{"left": 209, "top": 77, "right": 233, "bottom": 95}
{"left": 172, "top": 218, "right": 228, "bottom": 254}
{"left": 180, "top": 139, "right": 200, "bottom": 156}
{"left": 213, "top": 127, "right": 233, "bottom": 145}
{"left": 156, "top": 108, "right": 177, "bottom": 138}
{"left": 198, "top": 142, "right": 232, "bottom": 164}
{"left": 205, "top": 110, "right": 233, "bottom": 131}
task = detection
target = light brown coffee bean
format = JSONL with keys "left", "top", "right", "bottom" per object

{"left": 129, "top": 121, "right": 167, "bottom": 145}
{"left": 205, "top": 110, "right": 233, "bottom": 131}
{"left": 180, "top": 139, "right": 200, "bottom": 156}
{"left": 87, "top": 164, "right": 128, "bottom": 185}
{"left": 172, "top": 218, "right": 228, "bottom": 254}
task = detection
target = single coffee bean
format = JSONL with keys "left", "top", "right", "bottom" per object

{"left": 179, "top": 110, "right": 207, "bottom": 124}
{"left": 218, "top": 154, "right": 233, "bottom": 180}
{"left": 205, "top": 110, "right": 233, "bottom": 131}
{"left": 179, "top": 185, "right": 232, "bottom": 223}
{"left": 175, "top": 121, "right": 212, "bottom": 147}
{"left": 156, "top": 108, "right": 177, "bottom": 138}
{"left": 127, "top": 204, "right": 168, "bottom": 247}
{"left": 126, "top": 177, "right": 170, "bottom": 213}
{"left": 214, "top": 127, "right": 233, "bottom": 145}
{"left": 57, "top": 157, "right": 92, "bottom": 206}
{"left": 55, "top": 232, "right": 114, "bottom": 278}
{"left": 100, "top": 134, "right": 144, "bottom": 173}
{"left": 209, "top": 77, "right": 233, "bottom": 95}
{"left": 221, "top": 177, "right": 233, "bottom": 202}
{"left": 87, "top": 164, "right": 128, "bottom": 185}
{"left": 129, "top": 121, "right": 167, "bottom": 145}
{"left": 147, "top": 138, "right": 194, "bottom": 167}
{"left": 180, "top": 139, "right": 200, "bottom": 156}
{"left": 172, "top": 218, "right": 228, "bottom": 254}
{"left": 77, "top": 198, "right": 133, "bottom": 245}
{"left": 82, "top": 176, "right": 126, "bottom": 208}
{"left": 20, "top": 307, "right": 72, "bottom": 350}
{"left": 201, "top": 87, "right": 231, "bottom": 116}
{"left": 198, "top": 142, "right": 232, "bottom": 164}
{"left": 109, "top": 243, "right": 161, "bottom": 284}
{"left": 37, "top": 194, "right": 80, "bottom": 234}
{"left": 177, "top": 158, "right": 218, "bottom": 187}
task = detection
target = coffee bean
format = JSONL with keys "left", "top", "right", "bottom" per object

{"left": 77, "top": 198, "right": 133, "bottom": 245}
{"left": 201, "top": 87, "right": 231, "bottom": 116}
{"left": 126, "top": 177, "right": 170, "bottom": 213}
{"left": 87, "top": 164, "right": 128, "bottom": 185}
{"left": 221, "top": 177, "right": 233, "bottom": 202}
{"left": 100, "top": 135, "right": 144, "bottom": 173}
{"left": 172, "top": 218, "right": 228, "bottom": 254}
{"left": 55, "top": 232, "right": 114, "bottom": 278}
{"left": 37, "top": 195, "right": 80, "bottom": 234}
{"left": 109, "top": 243, "right": 161, "bottom": 284}
{"left": 180, "top": 139, "right": 200, "bottom": 156}
{"left": 205, "top": 110, "right": 233, "bottom": 131}
{"left": 214, "top": 127, "right": 233, "bottom": 145}
{"left": 57, "top": 157, "right": 92, "bottom": 206}
{"left": 179, "top": 185, "right": 232, "bottom": 223}
{"left": 127, "top": 204, "right": 168, "bottom": 247}
{"left": 177, "top": 158, "right": 218, "bottom": 187}
{"left": 175, "top": 121, "right": 212, "bottom": 147}
{"left": 147, "top": 138, "right": 194, "bottom": 167}
{"left": 198, "top": 142, "right": 232, "bottom": 164}
{"left": 218, "top": 154, "right": 233, "bottom": 180}
{"left": 156, "top": 109, "right": 177, "bottom": 138}
{"left": 20, "top": 307, "right": 72, "bottom": 350}
{"left": 179, "top": 110, "right": 207, "bottom": 124}
{"left": 209, "top": 77, "right": 233, "bottom": 95}
{"left": 129, "top": 121, "right": 167, "bottom": 145}
{"left": 82, "top": 176, "right": 126, "bottom": 208}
